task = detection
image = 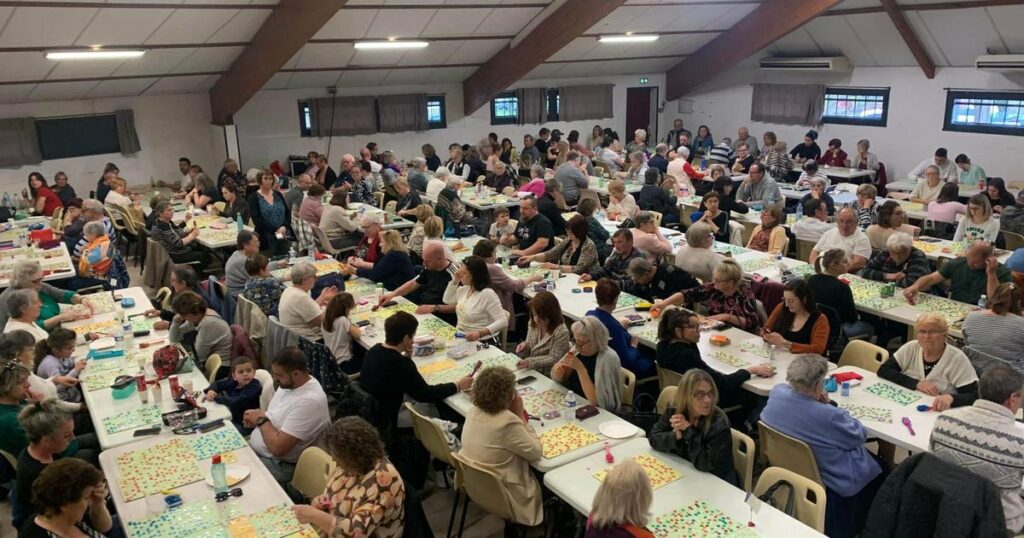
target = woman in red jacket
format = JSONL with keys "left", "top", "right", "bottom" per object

{"left": 24, "top": 172, "right": 63, "bottom": 217}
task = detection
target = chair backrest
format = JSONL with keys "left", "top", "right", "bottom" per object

{"left": 154, "top": 287, "right": 173, "bottom": 310}
{"left": 731, "top": 428, "right": 755, "bottom": 493}
{"left": 753, "top": 467, "right": 826, "bottom": 533}
{"left": 552, "top": 191, "right": 570, "bottom": 211}
{"left": 290, "top": 446, "right": 335, "bottom": 500}
{"left": 578, "top": 188, "right": 601, "bottom": 208}
{"left": 758, "top": 421, "right": 823, "bottom": 486}
{"left": 964, "top": 344, "right": 1012, "bottom": 376}
{"left": 777, "top": 236, "right": 790, "bottom": 258}
{"left": 384, "top": 200, "right": 397, "bottom": 214}
{"left": 450, "top": 453, "right": 518, "bottom": 523}
{"left": 815, "top": 303, "right": 843, "bottom": 360}
{"left": 620, "top": 368, "right": 637, "bottom": 412}
{"left": 656, "top": 386, "right": 677, "bottom": 415}
{"left": 236, "top": 294, "right": 269, "bottom": 345}
{"left": 837, "top": 340, "right": 889, "bottom": 373}
{"left": 0, "top": 449, "right": 17, "bottom": 471}
{"left": 649, "top": 210, "right": 663, "bottom": 227}
{"left": 51, "top": 207, "right": 64, "bottom": 232}
{"left": 656, "top": 365, "right": 683, "bottom": 394}
{"left": 1004, "top": 230, "right": 1024, "bottom": 252}
{"left": 204, "top": 353, "right": 222, "bottom": 383}
{"left": 254, "top": 369, "right": 275, "bottom": 411}
{"left": 374, "top": 191, "right": 385, "bottom": 209}
{"left": 795, "top": 238, "right": 815, "bottom": 262}
{"left": 310, "top": 224, "right": 341, "bottom": 255}
{"left": 404, "top": 402, "right": 455, "bottom": 466}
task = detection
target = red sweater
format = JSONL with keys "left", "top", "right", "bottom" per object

{"left": 818, "top": 149, "right": 848, "bottom": 168}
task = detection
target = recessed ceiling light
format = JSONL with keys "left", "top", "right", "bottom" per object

{"left": 353, "top": 41, "right": 430, "bottom": 50}
{"left": 46, "top": 49, "right": 146, "bottom": 60}
{"left": 598, "top": 35, "right": 659, "bottom": 44}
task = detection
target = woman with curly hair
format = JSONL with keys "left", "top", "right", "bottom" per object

{"left": 21, "top": 458, "right": 112, "bottom": 538}
{"left": 292, "top": 416, "right": 406, "bottom": 537}
{"left": 459, "top": 366, "right": 543, "bottom": 527}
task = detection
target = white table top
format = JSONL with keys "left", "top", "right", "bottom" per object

{"left": 822, "top": 166, "right": 875, "bottom": 180}
{"left": 0, "top": 242, "right": 76, "bottom": 288}
{"left": 887, "top": 180, "right": 994, "bottom": 199}
{"left": 544, "top": 437, "right": 825, "bottom": 537}
{"left": 347, "top": 203, "right": 415, "bottom": 230}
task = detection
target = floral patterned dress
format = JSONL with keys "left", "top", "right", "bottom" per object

{"left": 681, "top": 282, "right": 760, "bottom": 331}
{"left": 320, "top": 459, "right": 405, "bottom": 538}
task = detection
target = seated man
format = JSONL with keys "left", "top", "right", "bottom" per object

{"left": 538, "top": 179, "right": 567, "bottom": 236}
{"left": 809, "top": 207, "right": 871, "bottom": 273}
{"left": 625, "top": 257, "right": 699, "bottom": 302}
{"left": 902, "top": 242, "right": 1012, "bottom": 305}
{"left": 791, "top": 198, "right": 832, "bottom": 243}
{"left": 580, "top": 229, "right": 644, "bottom": 293}
{"left": 244, "top": 347, "right": 331, "bottom": 484}
{"left": 379, "top": 241, "right": 459, "bottom": 323}
{"left": 929, "top": 364, "right": 1024, "bottom": 535}
{"left": 509, "top": 197, "right": 554, "bottom": 257}
{"left": 735, "top": 163, "right": 781, "bottom": 207}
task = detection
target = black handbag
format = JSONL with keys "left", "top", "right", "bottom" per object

{"left": 757, "top": 479, "right": 796, "bottom": 517}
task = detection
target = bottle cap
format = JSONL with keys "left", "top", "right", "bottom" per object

{"left": 212, "top": 454, "right": 222, "bottom": 464}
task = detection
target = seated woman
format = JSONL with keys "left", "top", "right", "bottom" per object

{"left": 0, "top": 261, "right": 88, "bottom": 333}
{"left": 926, "top": 181, "right": 966, "bottom": 231}
{"left": 551, "top": 316, "right": 622, "bottom": 411}
{"left": 297, "top": 183, "right": 326, "bottom": 227}
{"left": 818, "top": 138, "right": 849, "bottom": 168}
{"left": 761, "top": 354, "right": 883, "bottom": 538}
{"left": 394, "top": 178, "right": 423, "bottom": 218}
{"left": 169, "top": 290, "right": 232, "bottom": 370}
{"left": 436, "top": 174, "right": 474, "bottom": 230}
{"left": 515, "top": 291, "right": 571, "bottom": 376}
{"left": 346, "top": 214, "right": 384, "bottom": 271}
{"left": 483, "top": 161, "right": 515, "bottom": 193}
{"left": 953, "top": 193, "right": 999, "bottom": 244}
{"left": 241, "top": 254, "right": 285, "bottom": 317}
{"left": 219, "top": 182, "right": 250, "bottom": 224}
{"left": 606, "top": 179, "right": 638, "bottom": 221}
{"left": 279, "top": 262, "right": 339, "bottom": 340}
{"left": 586, "top": 278, "right": 653, "bottom": 377}
{"left": 860, "top": 232, "right": 930, "bottom": 289}
{"left": 653, "top": 260, "right": 759, "bottom": 331}
{"left": 696, "top": 191, "right": 730, "bottom": 244}
{"left": 795, "top": 160, "right": 830, "bottom": 188}
{"left": 986, "top": 177, "right": 1016, "bottom": 214}
{"left": 746, "top": 205, "right": 786, "bottom": 254}
{"left": 577, "top": 198, "right": 611, "bottom": 261}
{"left": 142, "top": 264, "right": 200, "bottom": 328}
{"left": 474, "top": 240, "right": 541, "bottom": 334}
{"left": 519, "top": 215, "right": 599, "bottom": 275}
{"left": 21, "top": 458, "right": 113, "bottom": 538}
{"left": 584, "top": 460, "right": 654, "bottom": 538}
{"left": 517, "top": 164, "right": 546, "bottom": 198}
{"left": 650, "top": 370, "right": 738, "bottom": 485}
{"left": 291, "top": 417, "right": 406, "bottom": 537}
{"left": 854, "top": 183, "right": 879, "bottom": 229}
{"left": 799, "top": 177, "right": 836, "bottom": 216}
{"left": 617, "top": 151, "right": 648, "bottom": 184}
{"left": 807, "top": 249, "right": 873, "bottom": 340}
{"left": 149, "top": 200, "right": 209, "bottom": 267}
{"left": 322, "top": 293, "right": 362, "bottom": 375}
{"left": 23, "top": 173, "right": 63, "bottom": 217}
{"left": 762, "top": 279, "right": 830, "bottom": 356}
{"left": 850, "top": 139, "right": 879, "bottom": 172}
{"left": 74, "top": 220, "right": 114, "bottom": 285}
{"left": 185, "top": 172, "right": 218, "bottom": 209}
{"left": 878, "top": 313, "right": 979, "bottom": 411}
{"left": 963, "top": 282, "right": 1024, "bottom": 373}
{"left": 630, "top": 210, "right": 673, "bottom": 262}
{"left": 4, "top": 290, "right": 51, "bottom": 342}
{"left": 459, "top": 366, "right": 543, "bottom": 527}
{"left": 406, "top": 205, "right": 436, "bottom": 260}
{"left": 866, "top": 200, "right": 918, "bottom": 250}
{"left": 318, "top": 191, "right": 361, "bottom": 251}
{"left": 443, "top": 256, "right": 508, "bottom": 342}
{"left": 345, "top": 230, "right": 415, "bottom": 291}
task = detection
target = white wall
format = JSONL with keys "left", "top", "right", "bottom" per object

{"left": 0, "top": 92, "right": 220, "bottom": 197}
{"left": 661, "top": 66, "right": 1024, "bottom": 180}
{"left": 234, "top": 73, "right": 668, "bottom": 169}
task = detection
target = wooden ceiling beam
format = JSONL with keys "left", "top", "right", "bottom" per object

{"left": 881, "top": 0, "right": 936, "bottom": 78}
{"left": 826, "top": 0, "right": 1024, "bottom": 16}
{"left": 664, "top": 0, "right": 840, "bottom": 101}
{"left": 208, "top": 0, "right": 346, "bottom": 125}
{"left": 461, "top": 0, "right": 626, "bottom": 115}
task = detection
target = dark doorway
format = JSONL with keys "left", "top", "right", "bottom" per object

{"left": 626, "top": 86, "right": 658, "bottom": 145}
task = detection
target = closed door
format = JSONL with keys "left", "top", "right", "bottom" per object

{"left": 626, "top": 86, "right": 658, "bottom": 144}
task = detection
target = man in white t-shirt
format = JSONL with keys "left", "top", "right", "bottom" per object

{"left": 245, "top": 347, "right": 331, "bottom": 484}
{"left": 792, "top": 198, "right": 834, "bottom": 243}
{"left": 809, "top": 207, "right": 871, "bottom": 272}
{"left": 278, "top": 262, "right": 338, "bottom": 339}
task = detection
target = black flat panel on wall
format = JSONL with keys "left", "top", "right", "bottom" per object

{"left": 36, "top": 114, "right": 121, "bottom": 160}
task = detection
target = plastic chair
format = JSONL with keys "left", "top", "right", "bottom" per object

{"left": 0, "top": 449, "right": 17, "bottom": 471}
{"left": 374, "top": 191, "right": 385, "bottom": 209}
{"left": 753, "top": 467, "right": 826, "bottom": 533}
{"left": 154, "top": 287, "right": 172, "bottom": 310}
{"left": 758, "top": 420, "right": 824, "bottom": 487}
{"left": 384, "top": 200, "right": 397, "bottom": 214}
{"left": 290, "top": 446, "right": 335, "bottom": 501}
{"left": 731, "top": 428, "right": 755, "bottom": 493}
{"left": 656, "top": 386, "right": 677, "bottom": 415}
{"left": 620, "top": 368, "right": 636, "bottom": 412}
{"left": 649, "top": 211, "right": 662, "bottom": 227}
{"left": 405, "top": 403, "right": 463, "bottom": 537}
{"left": 656, "top": 364, "right": 683, "bottom": 393}
{"left": 450, "top": 453, "right": 531, "bottom": 537}
{"left": 1004, "top": 230, "right": 1024, "bottom": 251}
{"left": 578, "top": 188, "right": 601, "bottom": 208}
{"left": 204, "top": 354, "right": 223, "bottom": 383}
{"left": 795, "top": 238, "right": 815, "bottom": 263}
{"left": 254, "top": 369, "right": 275, "bottom": 411}
{"left": 837, "top": 340, "right": 889, "bottom": 373}
{"left": 51, "top": 207, "right": 64, "bottom": 232}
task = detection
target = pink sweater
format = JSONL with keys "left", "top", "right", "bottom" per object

{"left": 927, "top": 200, "right": 967, "bottom": 224}
{"left": 518, "top": 179, "right": 545, "bottom": 198}
{"left": 630, "top": 227, "right": 672, "bottom": 262}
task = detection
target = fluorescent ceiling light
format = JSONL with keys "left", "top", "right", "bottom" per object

{"left": 46, "top": 49, "right": 146, "bottom": 60}
{"left": 598, "top": 34, "right": 659, "bottom": 43}
{"left": 353, "top": 41, "right": 429, "bottom": 50}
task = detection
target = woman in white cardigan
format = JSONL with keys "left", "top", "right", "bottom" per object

{"left": 443, "top": 255, "right": 509, "bottom": 342}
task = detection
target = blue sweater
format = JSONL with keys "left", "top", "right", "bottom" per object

{"left": 356, "top": 251, "right": 416, "bottom": 291}
{"left": 761, "top": 384, "right": 881, "bottom": 497}
{"left": 586, "top": 308, "right": 653, "bottom": 377}
{"left": 205, "top": 378, "right": 262, "bottom": 424}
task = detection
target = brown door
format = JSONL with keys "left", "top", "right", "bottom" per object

{"left": 625, "top": 86, "right": 657, "bottom": 143}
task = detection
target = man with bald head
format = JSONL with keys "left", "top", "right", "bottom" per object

{"left": 810, "top": 207, "right": 872, "bottom": 272}
{"left": 379, "top": 240, "right": 459, "bottom": 322}
{"left": 731, "top": 126, "right": 759, "bottom": 157}
{"left": 285, "top": 173, "right": 311, "bottom": 213}
{"left": 903, "top": 242, "right": 1012, "bottom": 305}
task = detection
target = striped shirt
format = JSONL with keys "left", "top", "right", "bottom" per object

{"left": 962, "top": 311, "right": 1024, "bottom": 373}
{"left": 150, "top": 220, "right": 192, "bottom": 256}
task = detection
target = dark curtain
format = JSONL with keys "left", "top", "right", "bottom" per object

{"left": 751, "top": 84, "right": 825, "bottom": 126}
{"left": 378, "top": 94, "right": 428, "bottom": 133}
{"left": 310, "top": 96, "right": 378, "bottom": 137}
{"left": 114, "top": 109, "right": 141, "bottom": 154}
{"left": 560, "top": 84, "right": 613, "bottom": 122}
{"left": 0, "top": 117, "right": 41, "bottom": 166}
{"left": 516, "top": 87, "right": 547, "bottom": 125}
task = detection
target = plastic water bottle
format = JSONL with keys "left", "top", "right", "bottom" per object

{"left": 375, "top": 283, "right": 384, "bottom": 303}
{"left": 545, "top": 273, "right": 555, "bottom": 291}
{"left": 565, "top": 390, "right": 578, "bottom": 421}
{"left": 235, "top": 213, "right": 243, "bottom": 231}
{"left": 114, "top": 321, "right": 125, "bottom": 349}
{"left": 769, "top": 344, "right": 776, "bottom": 362}
{"left": 775, "top": 253, "right": 785, "bottom": 273}
{"left": 122, "top": 319, "right": 133, "bottom": 350}
{"left": 288, "top": 246, "right": 296, "bottom": 264}
{"left": 700, "top": 157, "right": 708, "bottom": 170}
{"left": 210, "top": 454, "right": 228, "bottom": 495}
{"left": 796, "top": 202, "right": 803, "bottom": 221}
{"left": 978, "top": 294, "right": 988, "bottom": 309}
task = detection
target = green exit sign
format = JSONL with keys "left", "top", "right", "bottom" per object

{"left": 639, "top": 77, "right": 649, "bottom": 84}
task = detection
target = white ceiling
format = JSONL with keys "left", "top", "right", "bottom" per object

{"left": 0, "top": 0, "right": 1021, "bottom": 104}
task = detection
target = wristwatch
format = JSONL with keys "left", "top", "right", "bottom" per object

{"left": 255, "top": 416, "right": 270, "bottom": 427}
{"left": 433, "top": 305, "right": 440, "bottom": 314}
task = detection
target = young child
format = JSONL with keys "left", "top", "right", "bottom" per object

{"left": 322, "top": 292, "right": 362, "bottom": 375}
{"left": 489, "top": 207, "right": 516, "bottom": 241}
{"left": 34, "top": 328, "right": 85, "bottom": 404}
{"left": 1, "top": 330, "right": 79, "bottom": 409}
{"left": 204, "top": 356, "right": 262, "bottom": 435}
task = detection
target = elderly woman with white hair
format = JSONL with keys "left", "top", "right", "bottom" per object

{"left": 426, "top": 166, "right": 449, "bottom": 203}
{"left": 0, "top": 260, "right": 86, "bottom": 331}
{"left": 850, "top": 139, "right": 879, "bottom": 171}
{"left": 517, "top": 164, "right": 546, "bottom": 198}
{"left": 761, "top": 354, "right": 884, "bottom": 538}
{"left": 4, "top": 289, "right": 51, "bottom": 341}
{"left": 407, "top": 157, "right": 429, "bottom": 192}
{"left": 625, "top": 128, "right": 648, "bottom": 156}
{"left": 674, "top": 222, "right": 722, "bottom": 282}
{"left": 551, "top": 315, "right": 622, "bottom": 411}
{"left": 278, "top": 262, "right": 339, "bottom": 339}
{"left": 435, "top": 172, "right": 474, "bottom": 229}
{"left": 879, "top": 312, "right": 979, "bottom": 411}
{"left": 585, "top": 459, "right": 654, "bottom": 537}
{"left": 666, "top": 146, "right": 704, "bottom": 190}
{"left": 799, "top": 176, "right": 836, "bottom": 215}
{"left": 860, "top": 232, "right": 930, "bottom": 289}
{"left": 346, "top": 213, "right": 384, "bottom": 270}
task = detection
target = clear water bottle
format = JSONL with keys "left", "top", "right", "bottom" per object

{"left": 114, "top": 321, "right": 125, "bottom": 349}
{"left": 122, "top": 319, "right": 133, "bottom": 350}
{"left": 210, "top": 454, "right": 228, "bottom": 495}
{"left": 775, "top": 253, "right": 785, "bottom": 273}
{"left": 796, "top": 202, "right": 803, "bottom": 221}
{"left": 769, "top": 344, "right": 777, "bottom": 362}
{"left": 978, "top": 294, "right": 988, "bottom": 309}
{"left": 375, "top": 283, "right": 384, "bottom": 303}
{"left": 565, "top": 390, "right": 578, "bottom": 421}
{"left": 288, "top": 246, "right": 296, "bottom": 264}
{"left": 235, "top": 213, "right": 243, "bottom": 231}
{"left": 545, "top": 273, "right": 555, "bottom": 291}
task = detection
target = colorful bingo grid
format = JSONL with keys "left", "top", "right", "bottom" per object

{"left": 102, "top": 405, "right": 162, "bottom": 434}
{"left": 70, "top": 318, "right": 120, "bottom": 336}
{"left": 615, "top": 293, "right": 645, "bottom": 310}
{"left": 649, "top": 500, "right": 758, "bottom": 538}
{"left": 840, "top": 404, "right": 893, "bottom": 423}
{"left": 238, "top": 504, "right": 306, "bottom": 538}
{"left": 81, "top": 369, "right": 127, "bottom": 391}
{"left": 423, "top": 353, "right": 520, "bottom": 385}
{"left": 738, "top": 341, "right": 772, "bottom": 359}
{"left": 539, "top": 423, "right": 599, "bottom": 459}
{"left": 202, "top": 229, "right": 242, "bottom": 244}
{"left": 713, "top": 243, "right": 750, "bottom": 256}
{"left": 417, "top": 359, "right": 457, "bottom": 377}
{"left": 507, "top": 265, "right": 549, "bottom": 279}
{"left": 593, "top": 454, "right": 682, "bottom": 490}
{"left": 865, "top": 382, "right": 921, "bottom": 406}
{"left": 343, "top": 279, "right": 378, "bottom": 297}
{"left": 708, "top": 351, "right": 749, "bottom": 368}
{"left": 739, "top": 258, "right": 776, "bottom": 273}
{"left": 788, "top": 263, "right": 815, "bottom": 278}
{"left": 82, "top": 292, "right": 118, "bottom": 314}
{"left": 131, "top": 316, "right": 158, "bottom": 332}
{"left": 416, "top": 316, "right": 458, "bottom": 341}
{"left": 125, "top": 499, "right": 229, "bottom": 538}
{"left": 190, "top": 427, "right": 249, "bottom": 460}
{"left": 522, "top": 389, "right": 566, "bottom": 416}
{"left": 634, "top": 324, "right": 659, "bottom": 343}
{"left": 116, "top": 438, "right": 205, "bottom": 501}
{"left": 913, "top": 296, "right": 973, "bottom": 323}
